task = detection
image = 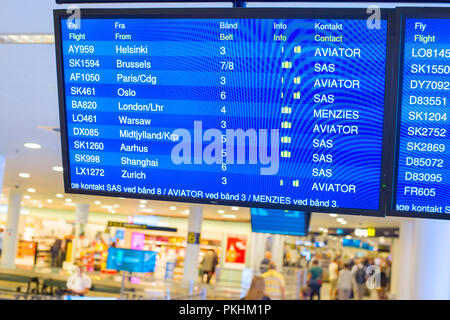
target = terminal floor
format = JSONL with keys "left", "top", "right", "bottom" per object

{"left": 0, "top": 267, "right": 378, "bottom": 300}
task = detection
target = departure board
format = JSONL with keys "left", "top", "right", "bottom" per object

{"left": 55, "top": 9, "right": 392, "bottom": 215}
{"left": 250, "top": 208, "right": 310, "bottom": 236}
{"left": 393, "top": 9, "right": 450, "bottom": 219}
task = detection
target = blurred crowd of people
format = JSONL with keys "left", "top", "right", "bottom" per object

{"left": 303, "top": 255, "right": 392, "bottom": 300}
{"left": 243, "top": 251, "right": 392, "bottom": 300}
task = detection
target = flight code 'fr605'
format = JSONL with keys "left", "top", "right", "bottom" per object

{"left": 403, "top": 186, "right": 436, "bottom": 196}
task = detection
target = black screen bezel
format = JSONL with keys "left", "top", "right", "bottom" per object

{"left": 389, "top": 7, "right": 450, "bottom": 220}
{"left": 54, "top": 7, "right": 395, "bottom": 217}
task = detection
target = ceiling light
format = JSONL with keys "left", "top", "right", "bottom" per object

{"left": 94, "top": 201, "right": 101, "bottom": 205}
{"left": 217, "top": 209, "right": 225, "bottom": 214}
{"left": 329, "top": 214, "right": 338, "bottom": 218}
{"left": 111, "top": 210, "right": 116, "bottom": 214}
{"left": 118, "top": 197, "right": 125, "bottom": 200}
{"left": 24, "top": 195, "right": 31, "bottom": 200}
{"left": 340, "top": 221, "right": 348, "bottom": 225}
{"left": 169, "top": 206, "right": 176, "bottom": 211}
{"left": 65, "top": 198, "right": 72, "bottom": 203}
{"left": 231, "top": 207, "right": 239, "bottom": 211}
{"left": 56, "top": 194, "right": 64, "bottom": 198}
{"left": 38, "top": 204, "right": 42, "bottom": 208}
{"left": 337, "top": 218, "right": 345, "bottom": 222}
{"left": 27, "top": 188, "right": 36, "bottom": 193}
{"left": 181, "top": 209, "right": 190, "bottom": 215}
{"left": 138, "top": 204, "right": 146, "bottom": 209}
{"left": 318, "top": 227, "right": 324, "bottom": 231}
{"left": 139, "top": 208, "right": 154, "bottom": 213}
{"left": 46, "top": 199, "right": 53, "bottom": 203}
{"left": 0, "top": 34, "right": 54, "bottom": 44}
{"left": 222, "top": 214, "right": 236, "bottom": 219}
{"left": 139, "top": 200, "right": 147, "bottom": 204}
{"left": 24, "top": 143, "right": 41, "bottom": 149}
{"left": 113, "top": 204, "right": 119, "bottom": 208}
{"left": 18, "top": 173, "right": 30, "bottom": 178}
{"left": 52, "top": 166, "right": 63, "bottom": 172}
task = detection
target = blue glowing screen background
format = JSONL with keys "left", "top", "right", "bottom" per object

{"left": 250, "top": 208, "right": 310, "bottom": 236}
{"left": 56, "top": 12, "right": 388, "bottom": 212}
{"left": 106, "top": 247, "right": 157, "bottom": 273}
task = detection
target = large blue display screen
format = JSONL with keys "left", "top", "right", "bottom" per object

{"left": 106, "top": 247, "right": 157, "bottom": 273}
{"left": 394, "top": 17, "right": 450, "bottom": 218}
{"left": 250, "top": 208, "right": 310, "bottom": 236}
{"left": 55, "top": 10, "right": 389, "bottom": 213}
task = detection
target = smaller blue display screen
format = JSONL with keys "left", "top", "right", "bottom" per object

{"left": 342, "top": 238, "right": 374, "bottom": 250}
{"left": 106, "top": 247, "right": 157, "bottom": 273}
{"left": 250, "top": 208, "right": 310, "bottom": 236}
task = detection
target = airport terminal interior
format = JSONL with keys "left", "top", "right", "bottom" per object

{"left": 0, "top": 1, "right": 450, "bottom": 301}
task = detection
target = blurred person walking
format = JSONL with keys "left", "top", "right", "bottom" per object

{"left": 66, "top": 264, "right": 92, "bottom": 296}
{"left": 353, "top": 259, "right": 367, "bottom": 300}
{"left": 307, "top": 260, "right": 323, "bottom": 300}
{"left": 208, "top": 249, "right": 219, "bottom": 284}
{"left": 50, "top": 238, "right": 62, "bottom": 268}
{"left": 328, "top": 258, "right": 339, "bottom": 300}
{"left": 262, "top": 262, "right": 286, "bottom": 300}
{"left": 199, "top": 250, "right": 215, "bottom": 284}
{"left": 377, "top": 266, "right": 389, "bottom": 300}
{"left": 259, "top": 251, "right": 272, "bottom": 274}
{"left": 242, "top": 276, "right": 271, "bottom": 300}
{"left": 337, "top": 263, "right": 353, "bottom": 300}
{"left": 0, "top": 228, "right": 4, "bottom": 257}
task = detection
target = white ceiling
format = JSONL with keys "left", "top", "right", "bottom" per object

{"left": 0, "top": 0, "right": 410, "bottom": 231}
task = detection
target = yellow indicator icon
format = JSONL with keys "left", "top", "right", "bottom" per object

{"left": 282, "top": 61, "right": 292, "bottom": 69}
{"left": 293, "top": 180, "right": 299, "bottom": 187}
{"left": 281, "top": 150, "right": 291, "bottom": 158}
{"left": 280, "top": 179, "right": 284, "bottom": 186}
{"left": 281, "top": 92, "right": 284, "bottom": 99}
{"left": 294, "top": 76, "right": 301, "bottom": 84}
{"left": 281, "top": 121, "right": 292, "bottom": 129}
{"left": 293, "top": 92, "right": 301, "bottom": 99}
{"left": 294, "top": 45, "right": 302, "bottom": 53}
{"left": 281, "top": 106, "right": 291, "bottom": 114}
{"left": 281, "top": 136, "right": 291, "bottom": 143}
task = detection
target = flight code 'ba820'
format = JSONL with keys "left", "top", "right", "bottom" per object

{"left": 71, "top": 100, "right": 97, "bottom": 109}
